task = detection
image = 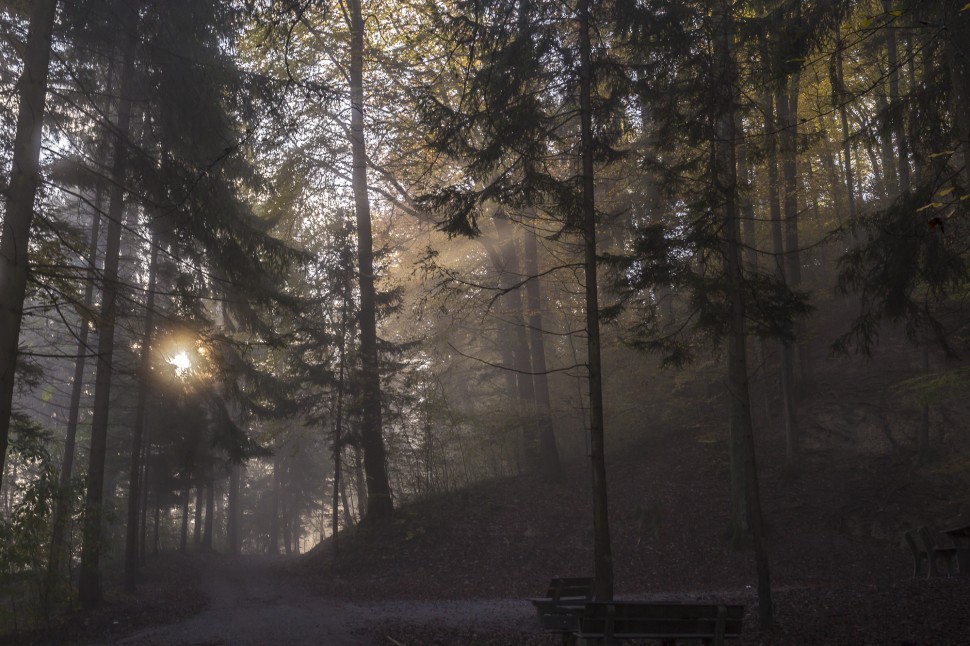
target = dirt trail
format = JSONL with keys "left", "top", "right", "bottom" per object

{"left": 108, "top": 556, "right": 534, "bottom": 645}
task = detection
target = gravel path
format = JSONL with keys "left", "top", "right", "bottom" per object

{"left": 107, "top": 556, "right": 536, "bottom": 645}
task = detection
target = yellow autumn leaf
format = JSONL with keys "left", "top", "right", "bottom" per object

{"left": 936, "top": 187, "right": 955, "bottom": 197}
{"left": 916, "top": 204, "right": 934, "bottom": 212}
{"left": 962, "top": 2, "right": 970, "bottom": 12}
{"left": 860, "top": 17, "right": 872, "bottom": 28}
{"left": 928, "top": 150, "right": 957, "bottom": 158}
{"left": 889, "top": 9, "right": 903, "bottom": 17}
{"left": 961, "top": 194, "right": 970, "bottom": 201}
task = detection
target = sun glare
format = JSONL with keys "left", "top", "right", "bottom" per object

{"left": 168, "top": 351, "right": 192, "bottom": 376}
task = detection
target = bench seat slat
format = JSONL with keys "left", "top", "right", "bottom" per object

{"left": 577, "top": 602, "right": 745, "bottom": 641}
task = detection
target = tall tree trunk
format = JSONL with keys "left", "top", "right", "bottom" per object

{"left": 281, "top": 484, "right": 292, "bottom": 556}
{"left": 227, "top": 463, "right": 241, "bottom": 555}
{"left": 779, "top": 343, "right": 798, "bottom": 471}
{"left": 346, "top": 0, "right": 392, "bottom": 520}
{"left": 139, "top": 426, "right": 151, "bottom": 564}
{"left": 125, "top": 228, "right": 159, "bottom": 591}
{"left": 46, "top": 184, "right": 103, "bottom": 599}
{"left": 202, "top": 476, "right": 214, "bottom": 551}
{"left": 487, "top": 211, "right": 540, "bottom": 472}
{"left": 511, "top": 316, "right": 540, "bottom": 470}
{"left": 193, "top": 485, "right": 203, "bottom": 546}
{"left": 947, "top": 3, "right": 970, "bottom": 189}
{"left": 875, "top": 91, "right": 899, "bottom": 198}
{"left": 833, "top": 29, "right": 859, "bottom": 226}
{"left": 777, "top": 72, "right": 802, "bottom": 287}
{"left": 761, "top": 86, "right": 785, "bottom": 282}
{"left": 816, "top": 129, "right": 845, "bottom": 226}
{"left": 737, "top": 143, "right": 758, "bottom": 272}
{"left": 269, "top": 458, "right": 280, "bottom": 554}
{"left": 341, "top": 459, "right": 356, "bottom": 527}
{"left": 768, "top": 81, "right": 801, "bottom": 472}
{"left": 0, "top": 0, "right": 58, "bottom": 489}
{"left": 78, "top": 36, "right": 136, "bottom": 608}
{"left": 332, "top": 277, "right": 349, "bottom": 555}
{"left": 522, "top": 215, "right": 562, "bottom": 479}
{"left": 514, "top": 1, "right": 559, "bottom": 480}
{"left": 179, "top": 487, "right": 190, "bottom": 553}
{"left": 883, "top": 0, "right": 911, "bottom": 193}
{"left": 352, "top": 444, "right": 366, "bottom": 520}
{"left": 578, "top": 0, "right": 613, "bottom": 603}
{"left": 152, "top": 491, "right": 160, "bottom": 555}
{"left": 779, "top": 71, "right": 812, "bottom": 400}
{"left": 715, "top": 2, "right": 773, "bottom": 628}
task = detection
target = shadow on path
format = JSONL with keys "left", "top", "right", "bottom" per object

{"left": 108, "top": 555, "right": 533, "bottom": 645}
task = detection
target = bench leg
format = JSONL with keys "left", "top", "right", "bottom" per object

{"left": 929, "top": 550, "right": 955, "bottom": 577}
{"left": 956, "top": 552, "right": 970, "bottom": 576}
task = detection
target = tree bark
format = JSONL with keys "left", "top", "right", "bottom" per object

{"left": 125, "top": 227, "right": 159, "bottom": 591}
{"left": 0, "top": 0, "right": 58, "bottom": 489}
{"left": 78, "top": 36, "right": 136, "bottom": 608}
{"left": 768, "top": 79, "right": 800, "bottom": 471}
{"left": 522, "top": 214, "right": 561, "bottom": 479}
{"left": 737, "top": 142, "right": 758, "bottom": 272}
{"left": 487, "top": 211, "right": 540, "bottom": 473}
{"left": 352, "top": 444, "right": 366, "bottom": 520}
{"left": 816, "top": 128, "right": 845, "bottom": 226}
{"left": 152, "top": 490, "right": 160, "bottom": 555}
{"left": 202, "top": 477, "right": 214, "bottom": 550}
{"left": 578, "top": 0, "right": 614, "bottom": 603}
{"left": 346, "top": 0, "right": 393, "bottom": 521}
{"left": 883, "top": 0, "right": 911, "bottom": 193}
{"left": 228, "top": 463, "right": 241, "bottom": 555}
{"left": 715, "top": 1, "right": 773, "bottom": 628}
{"left": 281, "top": 481, "right": 292, "bottom": 555}
{"left": 194, "top": 485, "right": 203, "bottom": 546}
{"left": 946, "top": 3, "right": 970, "bottom": 189}
{"left": 46, "top": 183, "right": 103, "bottom": 598}
{"left": 270, "top": 457, "right": 280, "bottom": 554}
{"left": 776, "top": 73, "right": 801, "bottom": 288}
{"left": 139, "top": 424, "right": 151, "bottom": 565}
{"left": 179, "top": 487, "right": 190, "bottom": 553}
{"left": 332, "top": 270, "right": 349, "bottom": 555}
{"left": 875, "top": 91, "right": 899, "bottom": 198}
{"left": 834, "top": 29, "right": 859, "bottom": 226}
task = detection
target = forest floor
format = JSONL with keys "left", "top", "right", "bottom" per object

{"left": 14, "top": 417, "right": 970, "bottom": 645}
{"left": 10, "top": 317, "right": 970, "bottom": 644}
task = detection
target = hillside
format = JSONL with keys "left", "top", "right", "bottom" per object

{"left": 293, "top": 315, "right": 970, "bottom": 644}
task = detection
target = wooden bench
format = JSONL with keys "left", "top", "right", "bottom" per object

{"left": 906, "top": 526, "right": 970, "bottom": 577}
{"left": 574, "top": 601, "right": 744, "bottom": 645}
{"left": 529, "top": 577, "right": 594, "bottom": 641}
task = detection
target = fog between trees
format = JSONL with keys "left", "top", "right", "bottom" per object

{"left": 0, "top": 0, "right": 968, "bottom": 633}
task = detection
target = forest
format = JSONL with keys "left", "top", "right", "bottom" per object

{"left": 1, "top": 0, "right": 969, "bottom": 643}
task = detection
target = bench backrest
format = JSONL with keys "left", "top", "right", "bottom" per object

{"left": 918, "top": 526, "right": 944, "bottom": 550}
{"left": 578, "top": 602, "right": 744, "bottom": 642}
{"left": 531, "top": 577, "right": 595, "bottom": 633}
{"left": 545, "top": 577, "right": 594, "bottom": 604}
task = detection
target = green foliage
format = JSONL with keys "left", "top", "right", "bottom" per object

{"left": 415, "top": 0, "right": 630, "bottom": 237}
{"left": 0, "top": 415, "right": 57, "bottom": 631}
{"left": 835, "top": 186, "right": 968, "bottom": 354}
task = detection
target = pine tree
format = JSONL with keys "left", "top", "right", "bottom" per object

{"left": 0, "top": 0, "right": 59, "bottom": 491}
